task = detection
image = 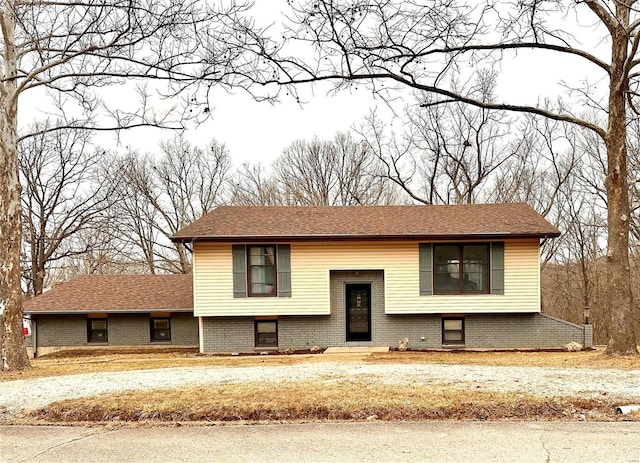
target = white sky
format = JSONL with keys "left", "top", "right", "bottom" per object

{"left": 20, "top": 4, "right": 607, "bottom": 168}
{"left": 89, "top": 49, "right": 597, "bottom": 166}
{"left": 21, "top": 50, "right": 600, "bottom": 169}
{"left": 183, "top": 86, "right": 389, "bottom": 164}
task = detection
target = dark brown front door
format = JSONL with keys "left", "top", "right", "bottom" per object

{"left": 346, "top": 284, "right": 371, "bottom": 341}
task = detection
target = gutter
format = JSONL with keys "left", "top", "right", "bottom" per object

{"left": 23, "top": 309, "right": 195, "bottom": 315}
{"left": 171, "top": 232, "right": 560, "bottom": 244}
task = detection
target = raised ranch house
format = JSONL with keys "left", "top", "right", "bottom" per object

{"left": 172, "top": 204, "right": 592, "bottom": 353}
{"left": 23, "top": 274, "right": 198, "bottom": 357}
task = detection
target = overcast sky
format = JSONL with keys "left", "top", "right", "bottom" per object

{"left": 20, "top": 4, "right": 604, "bottom": 168}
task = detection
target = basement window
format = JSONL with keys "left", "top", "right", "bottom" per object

{"left": 87, "top": 318, "right": 108, "bottom": 343}
{"left": 442, "top": 318, "right": 465, "bottom": 345}
{"left": 255, "top": 320, "right": 278, "bottom": 348}
{"left": 150, "top": 318, "right": 171, "bottom": 342}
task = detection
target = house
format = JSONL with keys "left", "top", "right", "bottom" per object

{"left": 23, "top": 274, "right": 198, "bottom": 357}
{"left": 172, "top": 203, "right": 592, "bottom": 353}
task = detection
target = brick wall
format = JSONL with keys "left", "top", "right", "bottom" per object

{"left": 200, "top": 270, "right": 592, "bottom": 353}
{"left": 465, "top": 313, "right": 590, "bottom": 348}
{"left": 202, "top": 317, "right": 255, "bottom": 352}
{"left": 172, "top": 313, "right": 200, "bottom": 345}
{"left": 31, "top": 312, "right": 199, "bottom": 356}
{"left": 34, "top": 315, "right": 86, "bottom": 347}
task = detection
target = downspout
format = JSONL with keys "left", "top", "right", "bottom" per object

{"left": 32, "top": 317, "right": 37, "bottom": 358}
{"left": 191, "top": 239, "right": 202, "bottom": 353}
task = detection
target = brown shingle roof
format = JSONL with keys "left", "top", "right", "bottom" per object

{"left": 172, "top": 203, "right": 560, "bottom": 242}
{"left": 23, "top": 274, "right": 193, "bottom": 314}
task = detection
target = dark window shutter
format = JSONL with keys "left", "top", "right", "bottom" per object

{"left": 419, "top": 243, "right": 433, "bottom": 296}
{"left": 232, "top": 245, "right": 247, "bottom": 298}
{"left": 277, "top": 244, "right": 292, "bottom": 297}
{"left": 491, "top": 242, "right": 505, "bottom": 295}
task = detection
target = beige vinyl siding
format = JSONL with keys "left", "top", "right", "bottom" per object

{"left": 193, "top": 239, "right": 541, "bottom": 317}
{"left": 417, "top": 240, "right": 540, "bottom": 314}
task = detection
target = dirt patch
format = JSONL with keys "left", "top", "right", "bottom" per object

{"left": 367, "top": 349, "right": 640, "bottom": 370}
{"left": 37, "top": 347, "right": 199, "bottom": 359}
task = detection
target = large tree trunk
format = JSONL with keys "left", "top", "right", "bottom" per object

{"left": 604, "top": 5, "right": 638, "bottom": 355}
{"left": 0, "top": 1, "right": 30, "bottom": 370}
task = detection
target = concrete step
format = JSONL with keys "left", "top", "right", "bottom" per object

{"left": 323, "top": 346, "right": 390, "bottom": 354}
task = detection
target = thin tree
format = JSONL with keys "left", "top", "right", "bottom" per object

{"left": 237, "top": 0, "right": 639, "bottom": 354}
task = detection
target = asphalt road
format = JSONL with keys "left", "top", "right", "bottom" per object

{"left": 2, "top": 421, "right": 640, "bottom": 463}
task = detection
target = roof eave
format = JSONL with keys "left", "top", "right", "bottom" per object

{"left": 25, "top": 308, "right": 194, "bottom": 315}
{"left": 172, "top": 232, "right": 560, "bottom": 243}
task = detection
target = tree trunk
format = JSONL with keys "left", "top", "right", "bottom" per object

{"left": 0, "top": 1, "right": 31, "bottom": 370}
{"left": 32, "top": 263, "right": 45, "bottom": 296}
{"left": 604, "top": 7, "right": 638, "bottom": 355}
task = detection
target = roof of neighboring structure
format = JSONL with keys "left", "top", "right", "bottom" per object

{"left": 172, "top": 203, "right": 560, "bottom": 242}
{"left": 23, "top": 274, "right": 193, "bottom": 314}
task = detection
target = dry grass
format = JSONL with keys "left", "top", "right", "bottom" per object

{"left": 26, "top": 380, "right": 620, "bottom": 424}
{"left": 367, "top": 348, "right": 640, "bottom": 370}
{"left": 2, "top": 347, "right": 640, "bottom": 382}
{"left": 0, "top": 351, "right": 327, "bottom": 382}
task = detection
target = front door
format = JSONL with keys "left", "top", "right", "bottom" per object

{"left": 346, "top": 284, "right": 371, "bottom": 341}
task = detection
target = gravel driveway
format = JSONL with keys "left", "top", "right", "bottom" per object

{"left": 2, "top": 359, "right": 639, "bottom": 419}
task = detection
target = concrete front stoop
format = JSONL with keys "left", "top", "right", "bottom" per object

{"left": 323, "top": 346, "right": 390, "bottom": 355}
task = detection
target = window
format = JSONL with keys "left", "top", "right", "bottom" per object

{"left": 255, "top": 320, "right": 278, "bottom": 348}
{"left": 150, "top": 318, "right": 171, "bottom": 342}
{"left": 248, "top": 246, "right": 277, "bottom": 296}
{"left": 87, "top": 318, "right": 108, "bottom": 343}
{"left": 434, "top": 244, "right": 489, "bottom": 294}
{"left": 442, "top": 318, "right": 465, "bottom": 345}
{"left": 233, "top": 244, "right": 291, "bottom": 298}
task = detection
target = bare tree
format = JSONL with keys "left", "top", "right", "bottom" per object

{"left": 47, "top": 217, "right": 142, "bottom": 279}
{"left": 542, "top": 198, "right": 608, "bottom": 342}
{"left": 233, "top": 162, "right": 295, "bottom": 206}
{"left": 109, "top": 136, "right": 232, "bottom": 274}
{"left": 359, "top": 78, "right": 513, "bottom": 206}
{"left": 235, "top": 0, "right": 639, "bottom": 354}
{"left": 234, "top": 132, "right": 397, "bottom": 206}
{"left": 273, "top": 133, "right": 394, "bottom": 205}
{"left": 0, "top": 0, "right": 255, "bottom": 370}
{"left": 105, "top": 151, "right": 161, "bottom": 273}
{"left": 626, "top": 117, "right": 640, "bottom": 242}
{"left": 19, "top": 123, "right": 116, "bottom": 296}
